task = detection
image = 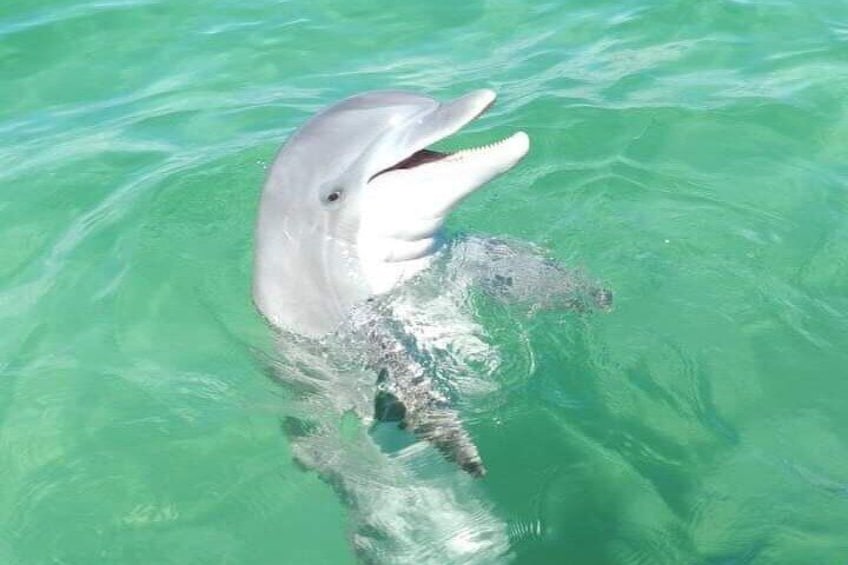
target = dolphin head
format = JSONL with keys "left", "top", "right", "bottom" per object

{"left": 254, "top": 89, "right": 530, "bottom": 336}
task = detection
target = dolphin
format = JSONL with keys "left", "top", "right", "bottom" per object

{"left": 253, "top": 89, "right": 531, "bottom": 476}
{"left": 254, "top": 89, "right": 528, "bottom": 336}
{"left": 252, "top": 89, "right": 613, "bottom": 560}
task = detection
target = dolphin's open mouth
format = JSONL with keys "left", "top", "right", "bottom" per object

{"left": 369, "top": 91, "right": 529, "bottom": 183}
{"left": 372, "top": 133, "right": 530, "bottom": 180}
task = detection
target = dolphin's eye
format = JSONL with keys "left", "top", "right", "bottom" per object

{"left": 326, "top": 190, "right": 342, "bottom": 203}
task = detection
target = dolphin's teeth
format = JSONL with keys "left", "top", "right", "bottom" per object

{"left": 443, "top": 132, "right": 522, "bottom": 161}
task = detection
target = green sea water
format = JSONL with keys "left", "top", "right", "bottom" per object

{"left": 3, "top": 0, "right": 848, "bottom": 563}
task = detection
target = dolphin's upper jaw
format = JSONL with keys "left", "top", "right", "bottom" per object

{"left": 367, "top": 91, "right": 497, "bottom": 181}
{"left": 356, "top": 95, "right": 530, "bottom": 294}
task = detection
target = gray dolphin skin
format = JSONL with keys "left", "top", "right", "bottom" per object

{"left": 253, "top": 89, "right": 530, "bottom": 476}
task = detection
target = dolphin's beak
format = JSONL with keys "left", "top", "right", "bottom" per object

{"left": 366, "top": 90, "right": 530, "bottom": 220}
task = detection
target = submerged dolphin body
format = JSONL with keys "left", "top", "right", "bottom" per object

{"left": 254, "top": 90, "right": 530, "bottom": 476}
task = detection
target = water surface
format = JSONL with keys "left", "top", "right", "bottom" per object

{"left": 2, "top": 0, "right": 848, "bottom": 563}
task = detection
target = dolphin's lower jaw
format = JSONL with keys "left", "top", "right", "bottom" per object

{"left": 364, "top": 130, "right": 530, "bottom": 223}
{"left": 357, "top": 117, "right": 530, "bottom": 295}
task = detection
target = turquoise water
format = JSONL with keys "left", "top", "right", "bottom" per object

{"left": 3, "top": 0, "right": 848, "bottom": 563}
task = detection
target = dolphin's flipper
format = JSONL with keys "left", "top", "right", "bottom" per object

{"left": 452, "top": 236, "right": 613, "bottom": 312}
{"left": 374, "top": 366, "right": 486, "bottom": 477}
{"left": 357, "top": 315, "right": 486, "bottom": 477}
